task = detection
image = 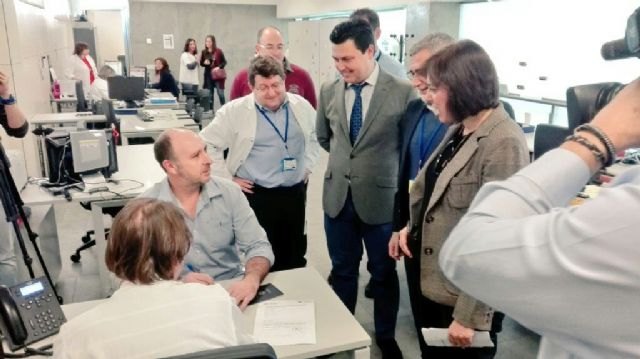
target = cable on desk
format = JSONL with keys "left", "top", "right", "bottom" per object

{"left": 4, "top": 343, "right": 53, "bottom": 358}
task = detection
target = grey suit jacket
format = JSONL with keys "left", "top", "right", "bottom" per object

{"left": 408, "top": 105, "right": 530, "bottom": 329}
{"left": 316, "top": 68, "right": 415, "bottom": 225}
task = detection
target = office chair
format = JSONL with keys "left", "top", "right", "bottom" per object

{"left": 533, "top": 123, "right": 571, "bottom": 159}
{"left": 71, "top": 204, "right": 123, "bottom": 263}
{"left": 500, "top": 100, "right": 516, "bottom": 121}
{"left": 160, "top": 343, "right": 277, "bottom": 359}
{"left": 75, "top": 80, "right": 88, "bottom": 112}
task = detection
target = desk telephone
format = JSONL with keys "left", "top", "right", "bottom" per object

{"left": 0, "top": 277, "right": 66, "bottom": 351}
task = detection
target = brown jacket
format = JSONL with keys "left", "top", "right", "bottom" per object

{"left": 408, "top": 105, "right": 530, "bottom": 330}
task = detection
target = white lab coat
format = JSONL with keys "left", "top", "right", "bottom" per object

{"left": 65, "top": 54, "right": 97, "bottom": 97}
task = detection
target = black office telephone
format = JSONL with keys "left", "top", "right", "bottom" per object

{"left": 0, "top": 277, "right": 66, "bottom": 351}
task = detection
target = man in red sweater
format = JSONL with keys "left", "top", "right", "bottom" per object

{"left": 230, "top": 26, "right": 317, "bottom": 108}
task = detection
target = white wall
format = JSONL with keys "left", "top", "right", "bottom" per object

{"left": 277, "top": 0, "right": 418, "bottom": 18}
{"left": 87, "top": 10, "right": 126, "bottom": 68}
{"left": 1, "top": 0, "right": 74, "bottom": 177}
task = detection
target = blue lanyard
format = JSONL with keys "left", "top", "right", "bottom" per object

{"left": 418, "top": 111, "right": 443, "bottom": 169}
{"left": 256, "top": 103, "right": 289, "bottom": 150}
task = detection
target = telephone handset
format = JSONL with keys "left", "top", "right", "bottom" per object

{"left": 0, "top": 277, "right": 66, "bottom": 351}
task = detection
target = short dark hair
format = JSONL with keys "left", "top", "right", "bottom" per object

{"left": 248, "top": 56, "right": 285, "bottom": 87}
{"left": 73, "top": 42, "right": 89, "bottom": 56}
{"left": 154, "top": 130, "right": 174, "bottom": 170}
{"left": 105, "top": 198, "right": 191, "bottom": 284}
{"left": 350, "top": 8, "right": 380, "bottom": 30}
{"left": 329, "top": 19, "right": 375, "bottom": 53}
{"left": 154, "top": 57, "right": 170, "bottom": 74}
{"left": 183, "top": 38, "right": 197, "bottom": 54}
{"left": 420, "top": 39, "right": 500, "bottom": 122}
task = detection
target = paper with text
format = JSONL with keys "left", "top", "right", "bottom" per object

{"left": 421, "top": 328, "right": 494, "bottom": 347}
{"left": 254, "top": 300, "right": 316, "bottom": 345}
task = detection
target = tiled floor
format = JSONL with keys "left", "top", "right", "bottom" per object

{"left": 46, "top": 151, "right": 539, "bottom": 358}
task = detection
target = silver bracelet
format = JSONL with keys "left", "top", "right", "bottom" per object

{"left": 575, "top": 124, "right": 616, "bottom": 167}
{"left": 565, "top": 134, "right": 606, "bottom": 167}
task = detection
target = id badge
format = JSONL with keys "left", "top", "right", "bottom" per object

{"left": 408, "top": 179, "right": 415, "bottom": 193}
{"left": 282, "top": 157, "right": 297, "bottom": 171}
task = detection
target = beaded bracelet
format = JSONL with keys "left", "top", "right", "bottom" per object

{"left": 575, "top": 124, "right": 616, "bottom": 167}
{"left": 565, "top": 134, "right": 606, "bottom": 167}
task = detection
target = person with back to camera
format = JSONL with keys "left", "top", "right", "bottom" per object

{"left": 65, "top": 42, "right": 98, "bottom": 98}
{"left": 53, "top": 198, "right": 254, "bottom": 358}
{"left": 0, "top": 70, "right": 28, "bottom": 287}
{"left": 440, "top": 77, "right": 640, "bottom": 358}
{"left": 397, "top": 39, "right": 530, "bottom": 358}
{"left": 151, "top": 57, "right": 180, "bottom": 98}
{"left": 89, "top": 65, "right": 116, "bottom": 102}
{"left": 179, "top": 38, "right": 200, "bottom": 97}
{"left": 200, "top": 35, "right": 227, "bottom": 108}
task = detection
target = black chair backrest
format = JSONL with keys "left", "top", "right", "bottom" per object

{"left": 75, "top": 80, "right": 87, "bottom": 112}
{"left": 500, "top": 100, "right": 516, "bottom": 121}
{"left": 533, "top": 124, "right": 571, "bottom": 159}
{"left": 160, "top": 343, "right": 277, "bottom": 359}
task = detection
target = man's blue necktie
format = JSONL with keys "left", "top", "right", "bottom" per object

{"left": 349, "top": 83, "right": 366, "bottom": 145}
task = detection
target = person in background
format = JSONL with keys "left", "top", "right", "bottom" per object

{"left": 200, "top": 56, "right": 319, "bottom": 272}
{"left": 230, "top": 26, "right": 317, "bottom": 108}
{"left": 398, "top": 40, "right": 529, "bottom": 358}
{"left": 179, "top": 38, "right": 200, "bottom": 97}
{"left": 89, "top": 65, "right": 116, "bottom": 101}
{"left": 200, "top": 35, "right": 227, "bottom": 108}
{"left": 64, "top": 42, "right": 98, "bottom": 97}
{"left": 350, "top": 8, "right": 408, "bottom": 80}
{"left": 151, "top": 57, "right": 179, "bottom": 98}
{"left": 387, "top": 33, "right": 455, "bottom": 351}
{"left": 440, "top": 79, "right": 640, "bottom": 358}
{"left": 0, "top": 70, "right": 28, "bottom": 287}
{"left": 141, "top": 129, "right": 274, "bottom": 309}
{"left": 316, "top": 19, "right": 416, "bottom": 358}
{"left": 53, "top": 198, "right": 254, "bottom": 359}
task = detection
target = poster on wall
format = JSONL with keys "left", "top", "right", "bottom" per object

{"left": 163, "top": 34, "right": 174, "bottom": 50}
{"left": 19, "top": 0, "right": 44, "bottom": 8}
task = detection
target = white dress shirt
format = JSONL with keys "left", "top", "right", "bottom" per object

{"left": 440, "top": 148, "right": 640, "bottom": 359}
{"left": 345, "top": 63, "right": 380, "bottom": 128}
{"left": 53, "top": 281, "right": 254, "bottom": 359}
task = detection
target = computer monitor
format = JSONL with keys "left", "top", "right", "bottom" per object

{"left": 45, "top": 129, "right": 118, "bottom": 185}
{"left": 107, "top": 76, "right": 145, "bottom": 108}
{"left": 130, "top": 66, "right": 147, "bottom": 87}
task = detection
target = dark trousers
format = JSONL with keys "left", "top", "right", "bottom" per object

{"left": 245, "top": 182, "right": 307, "bottom": 271}
{"left": 324, "top": 191, "right": 399, "bottom": 340}
{"left": 405, "top": 237, "right": 501, "bottom": 358}
{"left": 204, "top": 76, "right": 225, "bottom": 108}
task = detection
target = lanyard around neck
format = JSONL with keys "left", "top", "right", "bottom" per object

{"left": 256, "top": 103, "right": 290, "bottom": 148}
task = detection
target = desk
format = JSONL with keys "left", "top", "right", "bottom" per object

{"left": 20, "top": 145, "right": 164, "bottom": 287}
{"left": 4, "top": 268, "right": 371, "bottom": 358}
{"left": 119, "top": 114, "right": 198, "bottom": 145}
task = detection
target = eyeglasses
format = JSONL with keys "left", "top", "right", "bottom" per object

{"left": 406, "top": 70, "right": 416, "bottom": 79}
{"left": 258, "top": 43, "right": 286, "bottom": 51}
{"left": 255, "top": 82, "right": 284, "bottom": 93}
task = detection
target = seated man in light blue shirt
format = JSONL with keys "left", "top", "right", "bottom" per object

{"left": 140, "top": 128, "right": 274, "bottom": 309}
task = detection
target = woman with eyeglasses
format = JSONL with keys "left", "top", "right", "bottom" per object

{"left": 397, "top": 39, "right": 529, "bottom": 358}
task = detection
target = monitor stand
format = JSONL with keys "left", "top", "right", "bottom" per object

{"left": 80, "top": 172, "right": 109, "bottom": 194}
{"left": 125, "top": 100, "right": 138, "bottom": 108}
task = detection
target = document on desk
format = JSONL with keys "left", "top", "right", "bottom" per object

{"left": 254, "top": 300, "right": 316, "bottom": 345}
{"left": 421, "top": 328, "right": 494, "bottom": 347}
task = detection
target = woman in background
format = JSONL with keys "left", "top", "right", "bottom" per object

{"left": 152, "top": 57, "right": 179, "bottom": 98}
{"left": 397, "top": 40, "right": 530, "bottom": 358}
{"left": 200, "top": 34, "right": 227, "bottom": 108}
{"left": 53, "top": 198, "right": 254, "bottom": 358}
{"left": 179, "top": 38, "right": 200, "bottom": 96}
{"left": 65, "top": 42, "right": 97, "bottom": 97}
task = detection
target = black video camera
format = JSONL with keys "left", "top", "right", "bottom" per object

{"left": 566, "top": 6, "right": 640, "bottom": 130}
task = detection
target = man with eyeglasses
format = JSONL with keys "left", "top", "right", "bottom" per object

{"left": 230, "top": 26, "right": 317, "bottom": 108}
{"left": 201, "top": 56, "right": 319, "bottom": 272}
{"left": 387, "top": 32, "right": 455, "bottom": 356}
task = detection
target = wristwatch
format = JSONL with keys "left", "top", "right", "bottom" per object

{"left": 0, "top": 94, "right": 16, "bottom": 105}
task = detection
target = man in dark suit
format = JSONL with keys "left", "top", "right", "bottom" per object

{"left": 316, "top": 19, "right": 415, "bottom": 358}
{"left": 387, "top": 32, "right": 455, "bottom": 354}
